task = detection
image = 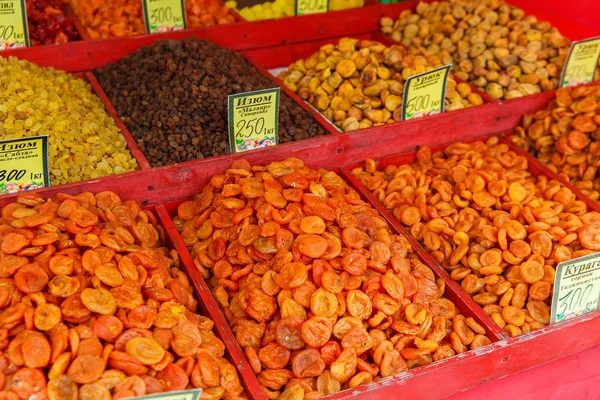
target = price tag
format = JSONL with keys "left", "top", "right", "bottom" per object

{"left": 228, "top": 87, "right": 279, "bottom": 153}
{"left": 550, "top": 253, "right": 600, "bottom": 324}
{"left": 0, "top": 136, "right": 49, "bottom": 194}
{"left": 295, "top": 0, "right": 328, "bottom": 16}
{"left": 0, "top": 0, "right": 29, "bottom": 50}
{"left": 401, "top": 64, "right": 451, "bottom": 121}
{"left": 142, "top": 0, "right": 186, "bottom": 34}
{"left": 135, "top": 389, "right": 202, "bottom": 400}
{"left": 560, "top": 36, "right": 600, "bottom": 87}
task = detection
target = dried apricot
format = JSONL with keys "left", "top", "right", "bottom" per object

{"left": 80, "top": 288, "right": 117, "bottom": 315}
{"left": 34, "top": 304, "right": 61, "bottom": 331}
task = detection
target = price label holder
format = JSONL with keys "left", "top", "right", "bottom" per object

{"left": 142, "top": 0, "right": 186, "bottom": 34}
{"left": 295, "top": 0, "right": 328, "bottom": 16}
{"left": 550, "top": 253, "right": 600, "bottom": 324}
{"left": 228, "top": 87, "right": 280, "bottom": 153}
{"left": 135, "top": 389, "right": 202, "bottom": 400}
{"left": 0, "top": 136, "right": 50, "bottom": 194}
{"left": 0, "top": 0, "right": 30, "bottom": 50}
{"left": 560, "top": 36, "right": 600, "bottom": 87}
{"left": 401, "top": 64, "right": 451, "bottom": 121}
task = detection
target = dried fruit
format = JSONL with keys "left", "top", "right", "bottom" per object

{"left": 512, "top": 86, "right": 600, "bottom": 202}
{"left": 96, "top": 38, "right": 327, "bottom": 167}
{"left": 279, "top": 37, "right": 482, "bottom": 132}
{"left": 381, "top": 0, "right": 600, "bottom": 99}
{"left": 0, "top": 192, "right": 243, "bottom": 398}
{"left": 354, "top": 136, "right": 599, "bottom": 335}
{"left": 176, "top": 158, "right": 492, "bottom": 396}
{"left": 0, "top": 57, "right": 138, "bottom": 185}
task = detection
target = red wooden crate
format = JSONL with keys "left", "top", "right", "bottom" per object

{"left": 0, "top": 2, "right": 598, "bottom": 398}
{"left": 0, "top": 81, "right": 598, "bottom": 397}
{"left": 0, "top": 84, "right": 556, "bottom": 206}
{"left": 1, "top": 140, "right": 599, "bottom": 399}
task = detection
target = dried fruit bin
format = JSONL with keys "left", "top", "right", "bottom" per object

{"left": 0, "top": 194, "right": 256, "bottom": 398}
{"left": 1, "top": 138, "right": 600, "bottom": 398}
{"left": 0, "top": 64, "right": 149, "bottom": 193}
{"left": 243, "top": 32, "right": 493, "bottom": 134}
{"left": 23, "top": 1, "right": 82, "bottom": 47}
{"left": 345, "top": 132, "right": 600, "bottom": 335}
{"left": 158, "top": 164, "right": 505, "bottom": 398}
{"left": 378, "top": 0, "right": 600, "bottom": 102}
{"left": 0, "top": 2, "right": 421, "bottom": 69}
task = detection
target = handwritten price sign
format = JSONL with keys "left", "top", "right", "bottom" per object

{"left": 0, "top": 0, "right": 29, "bottom": 49}
{"left": 550, "top": 253, "right": 600, "bottom": 324}
{"left": 228, "top": 88, "right": 280, "bottom": 153}
{"left": 142, "top": 0, "right": 186, "bottom": 34}
{"left": 295, "top": 0, "right": 328, "bottom": 16}
{"left": 560, "top": 36, "right": 600, "bottom": 87}
{"left": 401, "top": 65, "right": 451, "bottom": 120}
{"left": 0, "top": 136, "right": 49, "bottom": 194}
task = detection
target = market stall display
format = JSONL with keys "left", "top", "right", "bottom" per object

{"left": 0, "top": 191, "right": 244, "bottom": 399}
{"left": 278, "top": 37, "right": 485, "bottom": 132}
{"left": 351, "top": 136, "right": 600, "bottom": 336}
{"left": 511, "top": 85, "right": 600, "bottom": 201}
{"left": 0, "top": 0, "right": 599, "bottom": 399}
{"left": 172, "top": 157, "right": 494, "bottom": 398}
{"left": 0, "top": 57, "right": 138, "bottom": 185}
{"left": 95, "top": 38, "right": 327, "bottom": 167}
{"left": 380, "top": 0, "right": 600, "bottom": 100}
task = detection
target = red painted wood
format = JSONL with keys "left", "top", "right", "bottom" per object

{"left": 84, "top": 71, "right": 152, "bottom": 170}
{"left": 447, "top": 345, "right": 600, "bottom": 400}
{"left": 530, "top": 0, "right": 600, "bottom": 35}
{"left": 155, "top": 205, "right": 268, "bottom": 399}
{"left": 508, "top": 0, "right": 600, "bottom": 40}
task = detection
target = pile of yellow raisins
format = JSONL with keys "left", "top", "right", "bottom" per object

{"left": 0, "top": 57, "right": 138, "bottom": 185}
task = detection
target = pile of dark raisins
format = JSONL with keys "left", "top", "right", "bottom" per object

{"left": 96, "top": 38, "right": 327, "bottom": 167}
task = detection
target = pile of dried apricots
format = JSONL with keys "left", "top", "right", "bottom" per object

{"left": 353, "top": 136, "right": 600, "bottom": 337}
{"left": 511, "top": 85, "right": 600, "bottom": 201}
{"left": 0, "top": 191, "right": 243, "bottom": 399}
{"left": 174, "top": 158, "right": 492, "bottom": 399}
